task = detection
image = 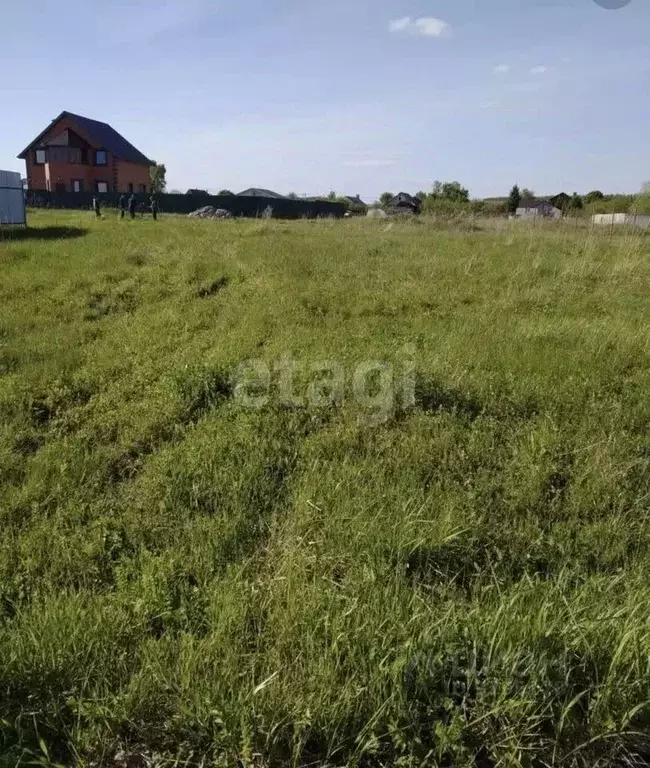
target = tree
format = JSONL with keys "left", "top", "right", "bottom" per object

{"left": 429, "top": 180, "right": 469, "bottom": 203}
{"left": 415, "top": 190, "right": 428, "bottom": 202}
{"left": 567, "top": 192, "right": 583, "bottom": 213}
{"left": 327, "top": 191, "right": 337, "bottom": 201}
{"left": 441, "top": 181, "right": 469, "bottom": 203}
{"left": 521, "top": 188, "right": 535, "bottom": 207}
{"left": 563, "top": 192, "right": 584, "bottom": 216}
{"left": 149, "top": 162, "right": 167, "bottom": 194}
{"left": 287, "top": 192, "right": 299, "bottom": 200}
{"left": 631, "top": 183, "right": 650, "bottom": 215}
{"left": 584, "top": 190, "right": 604, "bottom": 204}
{"left": 217, "top": 189, "right": 234, "bottom": 196}
{"left": 379, "top": 192, "right": 394, "bottom": 206}
{"left": 507, "top": 184, "right": 521, "bottom": 214}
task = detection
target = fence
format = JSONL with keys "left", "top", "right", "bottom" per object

{"left": 592, "top": 213, "right": 650, "bottom": 230}
{"left": 25, "top": 190, "right": 346, "bottom": 219}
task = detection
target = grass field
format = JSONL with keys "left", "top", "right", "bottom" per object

{"left": 1, "top": 210, "right": 649, "bottom": 767}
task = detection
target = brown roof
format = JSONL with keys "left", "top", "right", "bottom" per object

{"left": 18, "top": 111, "right": 152, "bottom": 165}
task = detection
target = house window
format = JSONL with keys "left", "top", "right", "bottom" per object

{"left": 96, "top": 181, "right": 109, "bottom": 193}
{"left": 35, "top": 149, "right": 46, "bottom": 164}
{"left": 49, "top": 147, "right": 82, "bottom": 164}
{"left": 95, "top": 150, "right": 107, "bottom": 165}
{"left": 139, "top": 184, "right": 147, "bottom": 193}
{"left": 127, "top": 183, "right": 134, "bottom": 193}
{"left": 72, "top": 179, "right": 83, "bottom": 192}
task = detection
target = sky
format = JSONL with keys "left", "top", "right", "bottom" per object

{"left": 1, "top": 0, "right": 649, "bottom": 200}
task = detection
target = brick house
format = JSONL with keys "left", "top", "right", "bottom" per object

{"left": 18, "top": 111, "right": 153, "bottom": 194}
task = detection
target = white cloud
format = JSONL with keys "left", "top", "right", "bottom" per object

{"left": 493, "top": 64, "right": 510, "bottom": 74}
{"left": 530, "top": 65, "right": 548, "bottom": 74}
{"left": 389, "top": 16, "right": 450, "bottom": 37}
{"left": 415, "top": 17, "right": 450, "bottom": 37}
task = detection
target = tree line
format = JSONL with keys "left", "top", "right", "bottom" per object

{"left": 372, "top": 182, "right": 650, "bottom": 217}
{"left": 150, "top": 163, "right": 650, "bottom": 217}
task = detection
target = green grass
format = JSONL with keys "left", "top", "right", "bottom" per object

{"left": 0, "top": 210, "right": 649, "bottom": 767}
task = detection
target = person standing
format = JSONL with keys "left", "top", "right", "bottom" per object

{"left": 150, "top": 196, "right": 158, "bottom": 221}
{"left": 128, "top": 194, "right": 137, "bottom": 220}
{"left": 92, "top": 196, "right": 101, "bottom": 218}
{"left": 118, "top": 194, "right": 126, "bottom": 219}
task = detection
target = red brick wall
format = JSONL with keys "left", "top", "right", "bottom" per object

{"left": 41, "top": 163, "right": 112, "bottom": 192}
{"left": 28, "top": 162, "right": 47, "bottom": 190}
{"left": 117, "top": 161, "right": 151, "bottom": 193}
{"left": 23, "top": 116, "right": 151, "bottom": 193}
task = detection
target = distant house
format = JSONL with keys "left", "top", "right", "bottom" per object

{"left": 18, "top": 110, "right": 153, "bottom": 193}
{"left": 388, "top": 192, "right": 421, "bottom": 214}
{"left": 549, "top": 192, "right": 571, "bottom": 211}
{"left": 237, "top": 188, "right": 286, "bottom": 199}
{"left": 343, "top": 195, "right": 368, "bottom": 211}
{"left": 515, "top": 200, "right": 562, "bottom": 219}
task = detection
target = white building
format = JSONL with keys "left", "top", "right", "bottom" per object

{"left": 515, "top": 201, "right": 562, "bottom": 220}
{"left": 592, "top": 213, "right": 650, "bottom": 229}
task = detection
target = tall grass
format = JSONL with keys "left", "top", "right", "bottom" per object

{"left": 0, "top": 211, "right": 649, "bottom": 767}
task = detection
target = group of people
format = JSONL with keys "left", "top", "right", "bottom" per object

{"left": 92, "top": 194, "right": 159, "bottom": 220}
